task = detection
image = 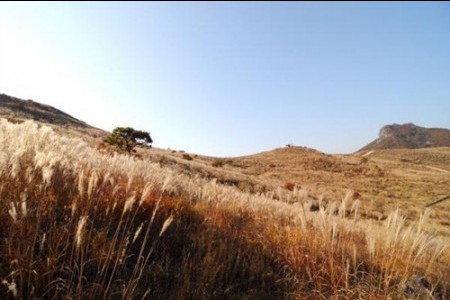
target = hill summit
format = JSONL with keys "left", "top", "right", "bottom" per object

{"left": 0, "top": 93, "right": 105, "bottom": 138}
{"left": 0, "top": 93, "right": 89, "bottom": 127}
{"left": 359, "top": 123, "right": 450, "bottom": 152}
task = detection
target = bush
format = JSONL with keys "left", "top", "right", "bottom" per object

{"left": 182, "top": 153, "right": 193, "bottom": 161}
{"left": 212, "top": 159, "right": 224, "bottom": 168}
{"left": 284, "top": 182, "right": 295, "bottom": 191}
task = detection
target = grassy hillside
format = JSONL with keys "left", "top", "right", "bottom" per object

{"left": 139, "top": 145, "right": 450, "bottom": 237}
{"left": 0, "top": 93, "right": 106, "bottom": 141}
{"left": 1, "top": 119, "right": 449, "bottom": 299}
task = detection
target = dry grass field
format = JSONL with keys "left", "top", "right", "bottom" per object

{"left": 1, "top": 118, "right": 448, "bottom": 298}
{"left": 139, "top": 145, "right": 450, "bottom": 237}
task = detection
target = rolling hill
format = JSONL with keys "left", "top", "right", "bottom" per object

{"left": 1, "top": 93, "right": 449, "bottom": 298}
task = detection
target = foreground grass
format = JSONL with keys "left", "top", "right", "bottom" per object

{"left": 0, "top": 119, "right": 448, "bottom": 299}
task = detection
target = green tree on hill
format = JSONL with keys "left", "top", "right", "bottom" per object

{"left": 104, "top": 127, "right": 152, "bottom": 154}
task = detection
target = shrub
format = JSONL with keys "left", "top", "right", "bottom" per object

{"left": 182, "top": 153, "right": 193, "bottom": 161}
{"left": 212, "top": 159, "right": 224, "bottom": 168}
{"left": 284, "top": 182, "right": 295, "bottom": 191}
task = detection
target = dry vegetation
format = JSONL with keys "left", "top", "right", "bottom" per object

{"left": 139, "top": 144, "right": 450, "bottom": 237}
{"left": 0, "top": 119, "right": 449, "bottom": 299}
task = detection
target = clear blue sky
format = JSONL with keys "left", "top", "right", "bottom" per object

{"left": 1, "top": 2, "right": 449, "bottom": 156}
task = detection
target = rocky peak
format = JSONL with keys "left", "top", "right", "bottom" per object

{"left": 359, "top": 123, "right": 450, "bottom": 152}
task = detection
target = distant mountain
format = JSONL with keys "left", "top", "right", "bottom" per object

{"left": 0, "top": 93, "right": 106, "bottom": 138}
{"left": 358, "top": 123, "right": 450, "bottom": 152}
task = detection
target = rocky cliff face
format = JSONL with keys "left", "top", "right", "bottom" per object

{"left": 359, "top": 123, "right": 450, "bottom": 152}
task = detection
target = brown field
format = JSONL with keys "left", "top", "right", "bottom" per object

{"left": 1, "top": 118, "right": 449, "bottom": 299}
{"left": 138, "top": 145, "right": 450, "bottom": 236}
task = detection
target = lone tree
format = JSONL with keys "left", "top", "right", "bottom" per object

{"left": 104, "top": 127, "right": 153, "bottom": 154}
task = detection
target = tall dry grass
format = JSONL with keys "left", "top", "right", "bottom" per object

{"left": 0, "top": 119, "right": 448, "bottom": 299}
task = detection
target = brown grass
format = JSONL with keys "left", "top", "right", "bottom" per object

{"left": 0, "top": 119, "right": 449, "bottom": 298}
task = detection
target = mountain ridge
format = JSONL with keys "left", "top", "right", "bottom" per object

{"left": 2, "top": 93, "right": 450, "bottom": 155}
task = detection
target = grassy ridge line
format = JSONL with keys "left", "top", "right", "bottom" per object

{"left": 0, "top": 119, "right": 448, "bottom": 298}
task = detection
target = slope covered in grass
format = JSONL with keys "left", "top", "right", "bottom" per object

{"left": 0, "top": 119, "right": 448, "bottom": 299}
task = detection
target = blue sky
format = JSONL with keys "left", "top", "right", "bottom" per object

{"left": 1, "top": 2, "right": 449, "bottom": 156}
